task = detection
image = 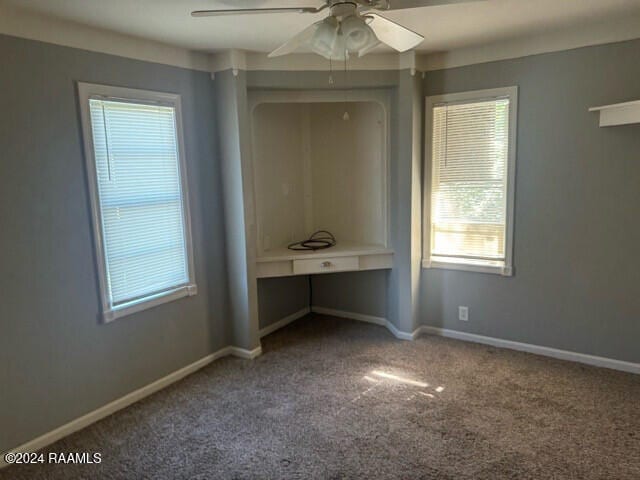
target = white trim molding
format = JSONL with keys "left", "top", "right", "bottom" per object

{"left": 384, "top": 320, "right": 416, "bottom": 342}
{"left": 419, "top": 13, "right": 640, "bottom": 72}
{"left": 0, "top": 345, "right": 262, "bottom": 469}
{"left": 228, "top": 346, "right": 263, "bottom": 360}
{"left": 418, "top": 326, "right": 640, "bottom": 375}
{"left": 3, "top": 315, "right": 635, "bottom": 470}
{"left": 211, "top": 50, "right": 409, "bottom": 74}
{"left": 0, "top": 3, "right": 210, "bottom": 72}
{"left": 210, "top": 49, "right": 248, "bottom": 76}
{"left": 423, "top": 86, "right": 518, "bottom": 276}
{"left": 310, "top": 306, "right": 416, "bottom": 341}
{"left": 77, "top": 82, "right": 198, "bottom": 323}
{"left": 210, "top": 19, "right": 640, "bottom": 74}
{"left": 422, "top": 259, "right": 513, "bottom": 276}
{"left": 310, "top": 308, "right": 638, "bottom": 374}
{"left": 3, "top": 2, "right": 640, "bottom": 75}
{"left": 259, "top": 307, "right": 311, "bottom": 338}
{"left": 258, "top": 307, "right": 401, "bottom": 340}
{"left": 312, "top": 306, "right": 386, "bottom": 326}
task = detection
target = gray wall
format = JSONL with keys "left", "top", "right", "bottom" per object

{"left": 213, "top": 70, "right": 260, "bottom": 350}
{"left": 2, "top": 30, "right": 638, "bottom": 455}
{"left": 258, "top": 277, "right": 310, "bottom": 329}
{"left": 0, "top": 35, "right": 230, "bottom": 452}
{"left": 387, "top": 71, "right": 424, "bottom": 333}
{"left": 311, "top": 271, "right": 387, "bottom": 317}
{"left": 422, "top": 39, "right": 640, "bottom": 363}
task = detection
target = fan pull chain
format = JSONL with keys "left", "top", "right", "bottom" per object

{"left": 328, "top": 57, "right": 334, "bottom": 85}
{"left": 343, "top": 54, "right": 350, "bottom": 121}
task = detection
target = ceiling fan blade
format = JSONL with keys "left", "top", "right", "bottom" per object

{"left": 382, "top": 0, "right": 484, "bottom": 10}
{"left": 268, "top": 22, "right": 320, "bottom": 57}
{"left": 191, "top": 6, "right": 323, "bottom": 17}
{"left": 367, "top": 13, "right": 424, "bottom": 52}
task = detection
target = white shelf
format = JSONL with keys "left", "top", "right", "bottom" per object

{"left": 589, "top": 100, "right": 640, "bottom": 127}
{"left": 256, "top": 243, "right": 394, "bottom": 278}
{"left": 257, "top": 242, "right": 393, "bottom": 262}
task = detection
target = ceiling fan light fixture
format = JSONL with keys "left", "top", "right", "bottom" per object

{"left": 331, "top": 32, "right": 348, "bottom": 60}
{"left": 309, "top": 17, "right": 340, "bottom": 59}
{"left": 264, "top": 1, "right": 427, "bottom": 60}
{"left": 341, "top": 15, "right": 379, "bottom": 54}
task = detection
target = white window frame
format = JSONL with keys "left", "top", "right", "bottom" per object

{"left": 423, "top": 86, "right": 518, "bottom": 276}
{"left": 78, "top": 82, "right": 197, "bottom": 322}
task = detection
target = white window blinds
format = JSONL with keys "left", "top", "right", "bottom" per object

{"left": 88, "top": 97, "right": 192, "bottom": 311}
{"left": 430, "top": 97, "right": 511, "bottom": 267}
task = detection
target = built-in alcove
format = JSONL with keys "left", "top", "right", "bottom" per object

{"left": 249, "top": 90, "right": 393, "bottom": 278}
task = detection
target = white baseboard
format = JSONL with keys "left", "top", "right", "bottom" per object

{"left": 5, "top": 316, "right": 634, "bottom": 471}
{"left": 309, "top": 307, "right": 639, "bottom": 375}
{"left": 385, "top": 320, "right": 417, "bottom": 341}
{"left": 310, "top": 306, "right": 415, "bottom": 341}
{"left": 418, "top": 326, "right": 640, "bottom": 375}
{"left": 259, "top": 307, "right": 310, "bottom": 338}
{"left": 311, "top": 306, "right": 386, "bottom": 326}
{"left": 229, "top": 345, "right": 263, "bottom": 360}
{"left": 257, "top": 306, "right": 409, "bottom": 341}
{"left": 0, "top": 344, "right": 262, "bottom": 469}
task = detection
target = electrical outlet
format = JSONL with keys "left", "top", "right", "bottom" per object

{"left": 458, "top": 306, "right": 469, "bottom": 321}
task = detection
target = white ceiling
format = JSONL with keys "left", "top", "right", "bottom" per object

{"left": 5, "top": 0, "right": 640, "bottom": 54}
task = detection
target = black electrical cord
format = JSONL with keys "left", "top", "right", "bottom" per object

{"left": 287, "top": 230, "right": 336, "bottom": 251}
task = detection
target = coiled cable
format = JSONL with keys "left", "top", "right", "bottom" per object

{"left": 287, "top": 230, "right": 336, "bottom": 251}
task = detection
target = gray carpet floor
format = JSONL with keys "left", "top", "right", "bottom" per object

{"left": 3, "top": 314, "right": 639, "bottom": 479}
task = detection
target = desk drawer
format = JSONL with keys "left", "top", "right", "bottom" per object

{"left": 293, "top": 256, "right": 359, "bottom": 275}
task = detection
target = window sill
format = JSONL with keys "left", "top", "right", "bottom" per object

{"left": 422, "top": 259, "right": 513, "bottom": 276}
{"left": 102, "top": 284, "right": 198, "bottom": 323}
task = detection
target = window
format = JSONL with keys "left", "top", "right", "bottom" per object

{"left": 78, "top": 83, "right": 196, "bottom": 322}
{"left": 424, "top": 87, "right": 517, "bottom": 275}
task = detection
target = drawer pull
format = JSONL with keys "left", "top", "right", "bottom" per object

{"left": 292, "top": 256, "right": 359, "bottom": 275}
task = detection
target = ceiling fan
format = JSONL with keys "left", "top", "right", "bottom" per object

{"left": 192, "top": 0, "right": 478, "bottom": 60}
